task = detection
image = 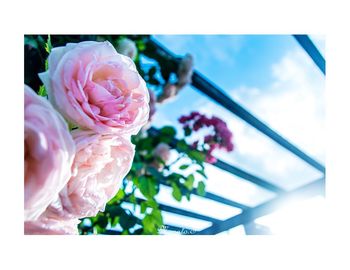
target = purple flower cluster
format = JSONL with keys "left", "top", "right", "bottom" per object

{"left": 178, "top": 112, "right": 234, "bottom": 163}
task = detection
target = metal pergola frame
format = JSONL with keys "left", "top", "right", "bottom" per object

{"left": 143, "top": 35, "right": 325, "bottom": 235}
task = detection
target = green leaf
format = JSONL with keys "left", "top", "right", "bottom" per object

{"left": 106, "top": 205, "right": 124, "bottom": 218}
{"left": 121, "top": 230, "right": 129, "bottom": 235}
{"left": 136, "top": 137, "right": 153, "bottom": 151}
{"left": 45, "top": 59, "right": 49, "bottom": 71}
{"left": 132, "top": 176, "right": 139, "bottom": 186}
{"left": 38, "top": 85, "right": 47, "bottom": 97}
{"left": 184, "top": 127, "right": 192, "bottom": 136}
{"left": 196, "top": 181, "right": 206, "bottom": 196}
{"left": 188, "top": 150, "right": 206, "bottom": 163}
{"left": 179, "top": 164, "right": 190, "bottom": 170}
{"left": 146, "top": 166, "right": 163, "bottom": 179}
{"left": 171, "top": 182, "right": 182, "bottom": 202}
{"left": 109, "top": 189, "right": 125, "bottom": 204}
{"left": 142, "top": 214, "right": 155, "bottom": 233}
{"left": 146, "top": 199, "right": 158, "bottom": 209}
{"left": 140, "top": 201, "right": 147, "bottom": 214}
{"left": 119, "top": 213, "right": 138, "bottom": 230}
{"left": 111, "top": 216, "right": 120, "bottom": 227}
{"left": 133, "top": 162, "right": 144, "bottom": 171}
{"left": 94, "top": 225, "right": 106, "bottom": 234}
{"left": 136, "top": 39, "right": 146, "bottom": 51}
{"left": 129, "top": 192, "right": 137, "bottom": 204}
{"left": 36, "top": 35, "right": 46, "bottom": 48}
{"left": 45, "top": 34, "right": 52, "bottom": 54}
{"left": 24, "top": 36, "right": 39, "bottom": 49}
{"left": 96, "top": 215, "right": 108, "bottom": 228}
{"left": 184, "top": 174, "right": 195, "bottom": 190}
{"left": 160, "top": 126, "right": 176, "bottom": 138}
{"left": 138, "top": 176, "right": 158, "bottom": 199}
{"left": 166, "top": 173, "right": 182, "bottom": 184}
{"left": 176, "top": 139, "right": 189, "bottom": 152}
{"left": 151, "top": 209, "right": 163, "bottom": 226}
{"left": 141, "top": 209, "right": 163, "bottom": 234}
{"left": 116, "top": 189, "right": 125, "bottom": 200}
{"left": 196, "top": 169, "right": 208, "bottom": 179}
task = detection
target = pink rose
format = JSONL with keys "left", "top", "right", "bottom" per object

{"left": 153, "top": 143, "right": 171, "bottom": 163}
{"left": 49, "top": 130, "right": 135, "bottom": 219}
{"left": 24, "top": 85, "right": 75, "bottom": 221}
{"left": 24, "top": 215, "right": 79, "bottom": 235}
{"left": 39, "top": 41, "right": 149, "bottom": 135}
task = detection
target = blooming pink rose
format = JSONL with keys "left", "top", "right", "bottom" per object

{"left": 39, "top": 41, "right": 149, "bottom": 135}
{"left": 153, "top": 143, "right": 171, "bottom": 163}
{"left": 47, "top": 130, "right": 135, "bottom": 219}
{"left": 24, "top": 214, "right": 79, "bottom": 235}
{"left": 151, "top": 143, "right": 171, "bottom": 171}
{"left": 24, "top": 85, "right": 75, "bottom": 221}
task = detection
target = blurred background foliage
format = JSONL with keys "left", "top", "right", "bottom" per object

{"left": 24, "top": 35, "right": 231, "bottom": 235}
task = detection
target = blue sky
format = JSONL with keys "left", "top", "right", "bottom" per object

{"left": 138, "top": 35, "right": 325, "bottom": 234}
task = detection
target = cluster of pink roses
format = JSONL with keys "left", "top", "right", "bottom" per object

{"left": 178, "top": 112, "right": 234, "bottom": 163}
{"left": 24, "top": 41, "right": 150, "bottom": 234}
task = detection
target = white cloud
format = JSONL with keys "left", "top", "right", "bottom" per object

{"left": 194, "top": 48, "right": 325, "bottom": 190}
{"left": 232, "top": 49, "right": 325, "bottom": 162}
{"left": 146, "top": 40, "right": 325, "bottom": 230}
{"left": 204, "top": 163, "right": 276, "bottom": 207}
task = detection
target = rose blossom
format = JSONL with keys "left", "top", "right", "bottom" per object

{"left": 150, "top": 143, "right": 171, "bottom": 171}
{"left": 46, "top": 130, "right": 135, "bottom": 219}
{"left": 153, "top": 143, "right": 171, "bottom": 163}
{"left": 24, "top": 85, "right": 75, "bottom": 221}
{"left": 116, "top": 38, "right": 138, "bottom": 60}
{"left": 39, "top": 41, "right": 149, "bottom": 135}
{"left": 24, "top": 215, "right": 80, "bottom": 235}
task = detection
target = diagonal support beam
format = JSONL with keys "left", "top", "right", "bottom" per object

{"left": 102, "top": 223, "right": 192, "bottom": 235}
{"left": 147, "top": 38, "right": 325, "bottom": 174}
{"left": 214, "top": 159, "right": 285, "bottom": 193}
{"left": 196, "top": 177, "right": 325, "bottom": 235}
{"left": 158, "top": 177, "right": 250, "bottom": 210}
{"left": 149, "top": 127, "right": 285, "bottom": 194}
{"left": 293, "top": 35, "right": 325, "bottom": 75}
{"left": 191, "top": 71, "right": 325, "bottom": 174}
{"left": 125, "top": 197, "right": 221, "bottom": 223}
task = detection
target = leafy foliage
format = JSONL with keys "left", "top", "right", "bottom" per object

{"left": 78, "top": 122, "right": 210, "bottom": 235}
{"left": 24, "top": 35, "right": 212, "bottom": 235}
{"left": 38, "top": 85, "right": 47, "bottom": 97}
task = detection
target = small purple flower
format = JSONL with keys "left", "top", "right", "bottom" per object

{"left": 178, "top": 111, "right": 235, "bottom": 162}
